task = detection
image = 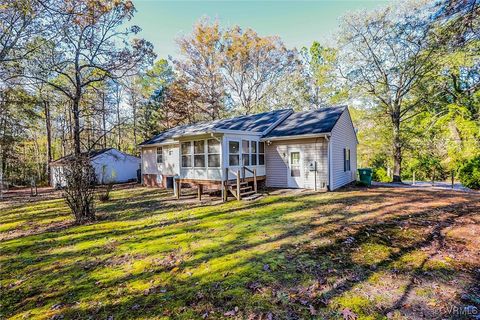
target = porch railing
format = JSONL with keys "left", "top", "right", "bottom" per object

{"left": 223, "top": 166, "right": 257, "bottom": 201}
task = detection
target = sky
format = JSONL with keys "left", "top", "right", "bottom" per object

{"left": 130, "top": 0, "right": 393, "bottom": 59}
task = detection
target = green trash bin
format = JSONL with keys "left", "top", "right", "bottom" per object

{"left": 358, "top": 168, "right": 373, "bottom": 186}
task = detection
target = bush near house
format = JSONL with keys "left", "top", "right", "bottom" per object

{"left": 459, "top": 156, "right": 480, "bottom": 189}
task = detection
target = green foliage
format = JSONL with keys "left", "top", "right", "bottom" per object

{"left": 459, "top": 156, "right": 480, "bottom": 189}
{"left": 373, "top": 167, "right": 390, "bottom": 183}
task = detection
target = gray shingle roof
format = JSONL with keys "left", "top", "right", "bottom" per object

{"left": 262, "top": 106, "right": 346, "bottom": 139}
{"left": 140, "top": 109, "right": 292, "bottom": 145}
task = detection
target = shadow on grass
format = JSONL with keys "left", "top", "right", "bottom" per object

{"left": 2, "top": 186, "right": 479, "bottom": 319}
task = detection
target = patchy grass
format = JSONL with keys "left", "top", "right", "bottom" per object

{"left": 1, "top": 186, "right": 479, "bottom": 319}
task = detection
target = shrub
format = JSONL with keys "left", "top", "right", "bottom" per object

{"left": 99, "top": 184, "right": 113, "bottom": 202}
{"left": 459, "top": 156, "right": 480, "bottom": 189}
{"left": 63, "top": 156, "right": 96, "bottom": 223}
{"left": 373, "top": 167, "right": 390, "bottom": 182}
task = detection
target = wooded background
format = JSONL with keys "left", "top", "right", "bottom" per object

{"left": 0, "top": 0, "right": 478, "bottom": 188}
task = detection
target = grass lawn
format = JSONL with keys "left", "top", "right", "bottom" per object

{"left": 1, "top": 186, "right": 479, "bottom": 319}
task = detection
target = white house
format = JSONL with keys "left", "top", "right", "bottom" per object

{"left": 50, "top": 148, "right": 140, "bottom": 188}
{"left": 139, "top": 106, "right": 358, "bottom": 200}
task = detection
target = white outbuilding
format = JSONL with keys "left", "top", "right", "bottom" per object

{"left": 50, "top": 148, "right": 140, "bottom": 188}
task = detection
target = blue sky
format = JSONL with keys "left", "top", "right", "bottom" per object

{"left": 130, "top": 0, "right": 392, "bottom": 59}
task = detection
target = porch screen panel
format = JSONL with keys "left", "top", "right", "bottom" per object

{"left": 258, "top": 142, "right": 265, "bottom": 165}
{"left": 250, "top": 141, "right": 257, "bottom": 165}
{"left": 194, "top": 140, "right": 206, "bottom": 167}
{"left": 229, "top": 141, "right": 240, "bottom": 166}
{"left": 242, "top": 140, "right": 250, "bottom": 166}
{"left": 156, "top": 147, "right": 163, "bottom": 164}
{"left": 207, "top": 139, "right": 220, "bottom": 167}
{"left": 181, "top": 142, "right": 192, "bottom": 167}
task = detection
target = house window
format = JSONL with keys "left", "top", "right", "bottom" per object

{"left": 194, "top": 140, "right": 206, "bottom": 167}
{"left": 251, "top": 141, "right": 257, "bottom": 165}
{"left": 242, "top": 140, "right": 250, "bottom": 166}
{"left": 229, "top": 141, "right": 240, "bottom": 166}
{"left": 258, "top": 142, "right": 265, "bottom": 165}
{"left": 207, "top": 139, "right": 220, "bottom": 167}
{"left": 156, "top": 147, "right": 163, "bottom": 164}
{"left": 181, "top": 142, "right": 192, "bottom": 167}
{"left": 344, "top": 148, "right": 351, "bottom": 172}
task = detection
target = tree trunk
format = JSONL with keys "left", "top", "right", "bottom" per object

{"left": 72, "top": 97, "right": 81, "bottom": 155}
{"left": 392, "top": 116, "right": 402, "bottom": 183}
{"left": 116, "top": 105, "right": 121, "bottom": 150}
{"left": 102, "top": 92, "right": 107, "bottom": 149}
{"left": 44, "top": 100, "right": 53, "bottom": 185}
{"left": 132, "top": 101, "right": 137, "bottom": 146}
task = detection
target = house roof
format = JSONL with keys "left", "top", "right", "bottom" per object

{"left": 50, "top": 148, "right": 137, "bottom": 165}
{"left": 262, "top": 106, "right": 346, "bottom": 139}
{"left": 139, "top": 109, "right": 292, "bottom": 146}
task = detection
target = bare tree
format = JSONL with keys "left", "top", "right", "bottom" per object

{"left": 222, "top": 26, "right": 297, "bottom": 114}
{"left": 339, "top": 4, "right": 439, "bottom": 182}
{"left": 174, "top": 19, "right": 226, "bottom": 120}
{"left": 25, "top": 0, "right": 155, "bottom": 155}
{"left": 0, "top": 0, "right": 48, "bottom": 80}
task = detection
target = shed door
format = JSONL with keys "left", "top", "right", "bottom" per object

{"left": 287, "top": 150, "right": 303, "bottom": 188}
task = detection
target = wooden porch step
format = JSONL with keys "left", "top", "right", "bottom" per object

{"left": 228, "top": 185, "right": 251, "bottom": 191}
{"left": 242, "top": 193, "right": 263, "bottom": 201}
{"left": 240, "top": 190, "right": 255, "bottom": 197}
{"left": 228, "top": 181, "right": 249, "bottom": 186}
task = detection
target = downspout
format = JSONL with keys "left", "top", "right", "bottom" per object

{"left": 326, "top": 136, "right": 332, "bottom": 191}
{"left": 314, "top": 137, "right": 320, "bottom": 191}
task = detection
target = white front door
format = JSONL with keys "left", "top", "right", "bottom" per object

{"left": 287, "top": 150, "right": 303, "bottom": 188}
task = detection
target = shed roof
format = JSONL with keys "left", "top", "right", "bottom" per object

{"left": 262, "top": 106, "right": 346, "bottom": 139}
{"left": 50, "top": 148, "right": 137, "bottom": 165}
{"left": 139, "top": 109, "right": 292, "bottom": 145}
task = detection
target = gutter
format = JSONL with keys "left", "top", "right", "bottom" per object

{"left": 261, "top": 132, "right": 331, "bottom": 142}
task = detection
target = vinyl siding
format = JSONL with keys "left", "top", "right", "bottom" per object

{"left": 330, "top": 109, "right": 358, "bottom": 190}
{"left": 141, "top": 144, "right": 179, "bottom": 176}
{"left": 265, "top": 138, "right": 328, "bottom": 189}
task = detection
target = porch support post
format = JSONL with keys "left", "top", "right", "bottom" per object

{"left": 224, "top": 167, "right": 229, "bottom": 202}
{"left": 253, "top": 168, "right": 257, "bottom": 193}
{"left": 197, "top": 184, "right": 203, "bottom": 201}
{"left": 223, "top": 180, "right": 227, "bottom": 202}
{"left": 176, "top": 180, "right": 181, "bottom": 199}
{"left": 237, "top": 170, "right": 241, "bottom": 200}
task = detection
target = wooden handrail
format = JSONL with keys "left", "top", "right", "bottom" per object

{"left": 244, "top": 166, "right": 254, "bottom": 174}
{"left": 243, "top": 166, "right": 257, "bottom": 193}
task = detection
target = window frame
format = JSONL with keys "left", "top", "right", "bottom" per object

{"left": 258, "top": 141, "right": 265, "bottom": 165}
{"left": 250, "top": 141, "right": 257, "bottom": 166}
{"left": 242, "top": 140, "right": 250, "bottom": 166}
{"left": 193, "top": 140, "right": 206, "bottom": 168}
{"left": 207, "top": 138, "right": 221, "bottom": 168}
{"left": 228, "top": 140, "right": 240, "bottom": 166}
{"left": 181, "top": 141, "right": 192, "bottom": 168}
{"left": 156, "top": 146, "right": 163, "bottom": 164}
{"left": 344, "top": 148, "right": 351, "bottom": 172}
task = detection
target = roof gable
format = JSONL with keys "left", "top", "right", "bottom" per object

{"left": 140, "top": 109, "right": 292, "bottom": 146}
{"left": 262, "top": 106, "right": 346, "bottom": 139}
